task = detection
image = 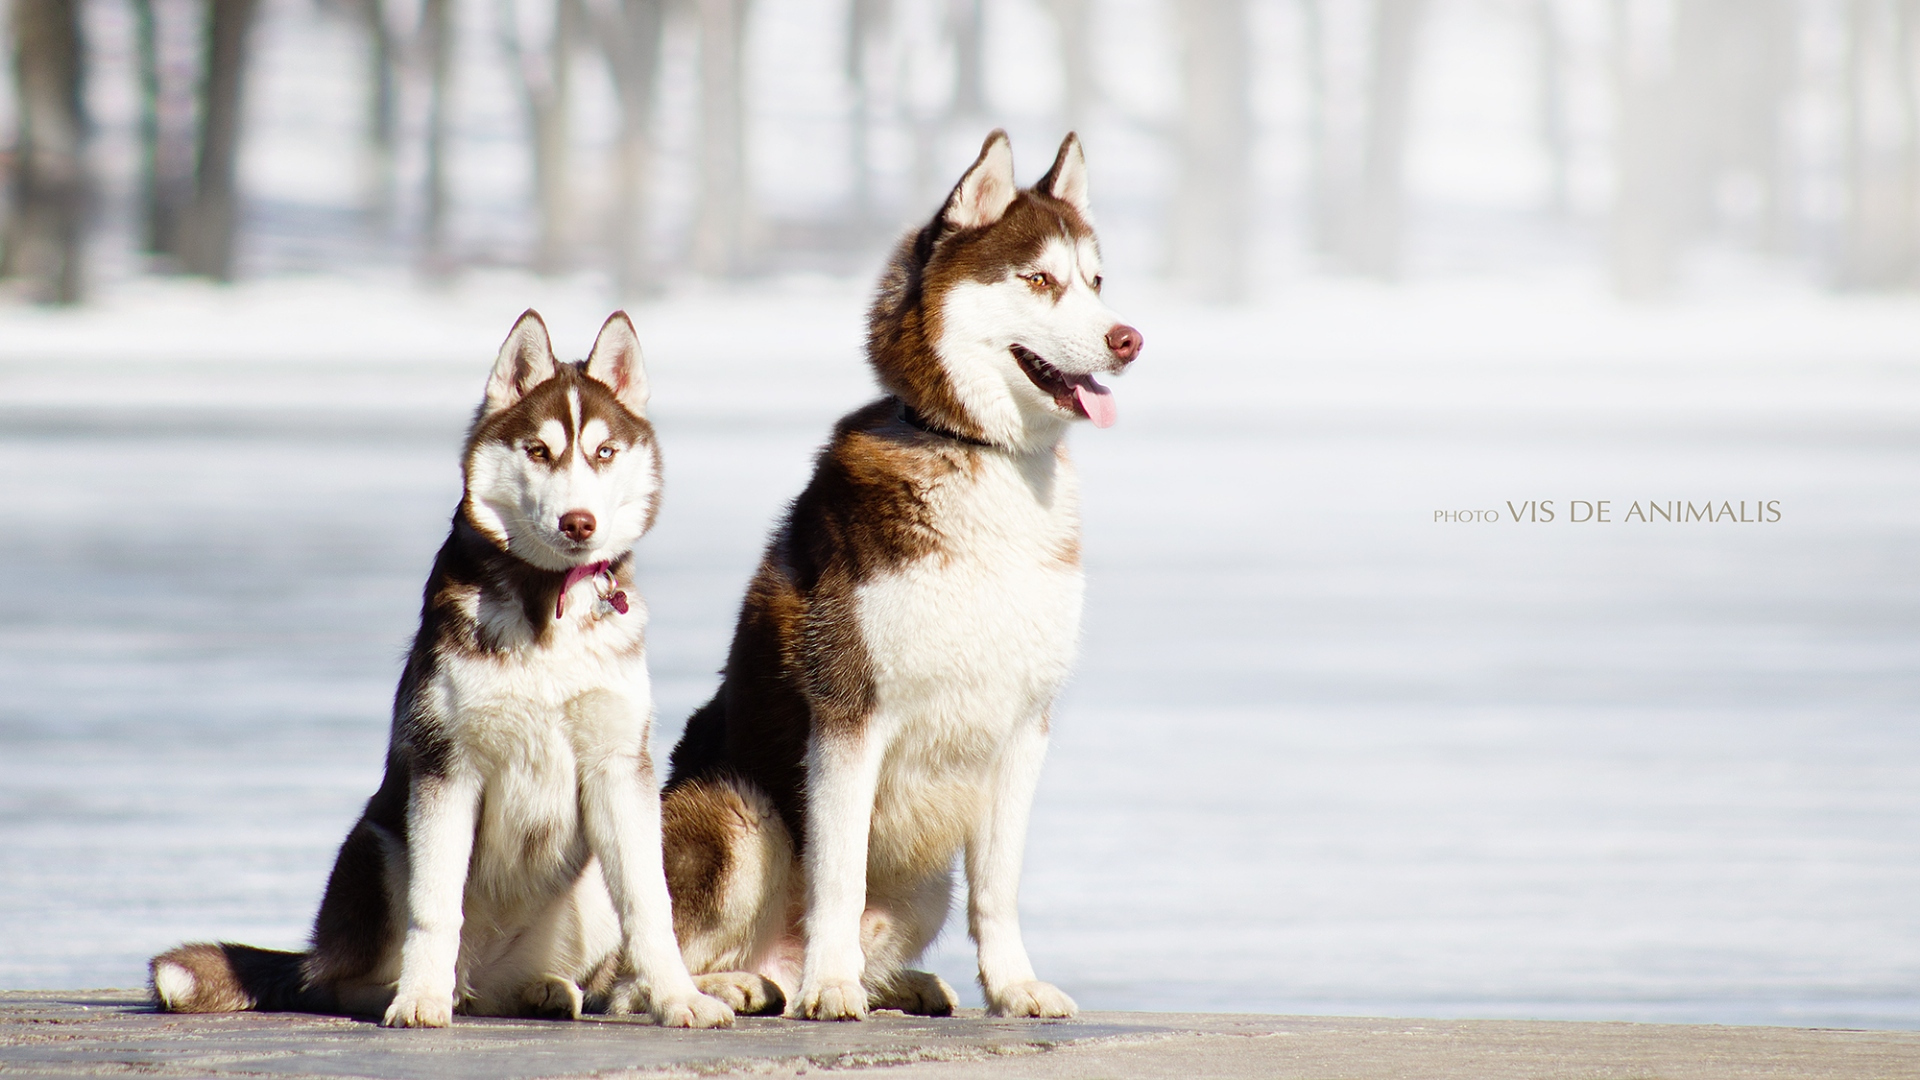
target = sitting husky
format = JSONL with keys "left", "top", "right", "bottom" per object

{"left": 150, "top": 312, "right": 734, "bottom": 1029}
{"left": 661, "top": 130, "right": 1143, "bottom": 1020}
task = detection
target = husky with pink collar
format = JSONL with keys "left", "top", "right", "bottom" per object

{"left": 661, "top": 130, "right": 1143, "bottom": 1020}
{"left": 150, "top": 312, "right": 736, "bottom": 1029}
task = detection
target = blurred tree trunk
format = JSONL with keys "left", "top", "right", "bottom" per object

{"left": 1173, "top": 0, "right": 1250, "bottom": 299}
{"left": 1347, "top": 0, "right": 1425, "bottom": 278}
{"left": 597, "top": 0, "right": 665, "bottom": 295}
{"left": 1301, "top": 0, "right": 1338, "bottom": 257}
{"left": 1535, "top": 0, "right": 1571, "bottom": 216}
{"left": 949, "top": 0, "right": 985, "bottom": 119}
{"left": 179, "top": 0, "right": 259, "bottom": 281}
{"left": 500, "top": 0, "right": 577, "bottom": 275}
{"left": 845, "top": 0, "right": 889, "bottom": 218}
{"left": 1749, "top": 0, "right": 1800, "bottom": 253}
{"left": 356, "top": 0, "right": 399, "bottom": 220}
{"left": 1047, "top": 0, "right": 1092, "bottom": 133}
{"left": 131, "top": 0, "right": 191, "bottom": 259}
{"left": 692, "top": 0, "right": 750, "bottom": 277}
{"left": 1608, "top": 0, "right": 1675, "bottom": 299}
{"left": 1669, "top": 0, "right": 1793, "bottom": 246}
{"left": 421, "top": 0, "right": 455, "bottom": 270}
{"left": 3, "top": 0, "right": 88, "bottom": 303}
{"left": 1839, "top": 0, "right": 1920, "bottom": 287}
{"left": 1901, "top": 0, "right": 1920, "bottom": 268}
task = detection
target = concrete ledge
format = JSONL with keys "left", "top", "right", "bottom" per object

{"left": 3, "top": 991, "right": 1918, "bottom": 1079}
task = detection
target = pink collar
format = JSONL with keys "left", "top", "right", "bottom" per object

{"left": 556, "top": 561, "right": 611, "bottom": 619}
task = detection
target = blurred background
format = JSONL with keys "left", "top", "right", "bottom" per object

{"left": 1, "top": 0, "right": 1919, "bottom": 1031}
{"left": 7, "top": 0, "right": 1920, "bottom": 295}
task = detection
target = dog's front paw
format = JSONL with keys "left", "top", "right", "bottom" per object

{"left": 649, "top": 989, "right": 735, "bottom": 1029}
{"left": 695, "top": 971, "right": 786, "bottom": 1016}
{"left": 794, "top": 978, "right": 868, "bottom": 1021}
{"left": 985, "top": 980, "right": 1077, "bottom": 1019}
{"left": 383, "top": 989, "right": 454, "bottom": 1028}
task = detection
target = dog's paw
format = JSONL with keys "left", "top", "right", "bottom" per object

{"left": 649, "top": 990, "right": 735, "bottom": 1029}
{"left": 794, "top": 978, "right": 868, "bottom": 1021}
{"left": 599, "top": 977, "right": 644, "bottom": 1017}
{"left": 695, "top": 971, "right": 786, "bottom": 1016}
{"left": 870, "top": 970, "right": 957, "bottom": 1016}
{"left": 521, "top": 975, "right": 584, "bottom": 1020}
{"left": 382, "top": 989, "right": 454, "bottom": 1028}
{"left": 985, "top": 980, "right": 1077, "bottom": 1019}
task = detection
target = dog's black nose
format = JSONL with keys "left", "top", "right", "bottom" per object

{"left": 1106, "top": 324, "right": 1142, "bottom": 364}
{"left": 559, "top": 511, "right": 596, "bottom": 542}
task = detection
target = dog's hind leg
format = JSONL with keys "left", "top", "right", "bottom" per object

{"left": 862, "top": 867, "right": 959, "bottom": 1016}
{"left": 662, "top": 776, "right": 795, "bottom": 1016}
{"left": 869, "top": 969, "right": 959, "bottom": 1016}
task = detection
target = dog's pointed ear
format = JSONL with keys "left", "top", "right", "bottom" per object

{"left": 484, "top": 309, "right": 558, "bottom": 415}
{"left": 584, "top": 310, "right": 650, "bottom": 416}
{"left": 942, "top": 129, "right": 1017, "bottom": 231}
{"left": 1037, "top": 132, "right": 1090, "bottom": 216}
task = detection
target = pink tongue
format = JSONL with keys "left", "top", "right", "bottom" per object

{"left": 1073, "top": 380, "right": 1117, "bottom": 429}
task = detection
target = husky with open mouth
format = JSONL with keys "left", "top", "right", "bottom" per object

{"left": 661, "top": 130, "right": 1143, "bottom": 1020}
{"left": 149, "top": 312, "right": 734, "bottom": 1029}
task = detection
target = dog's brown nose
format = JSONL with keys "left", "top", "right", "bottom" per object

{"left": 559, "top": 511, "right": 596, "bottom": 542}
{"left": 1106, "top": 324, "right": 1142, "bottom": 364}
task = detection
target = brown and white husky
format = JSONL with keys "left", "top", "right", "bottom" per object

{"left": 661, "top": 130, "right": 1143, "bottom": 1021}
{"left": 149, "top": 312, "right": 735, "bottom": 1029}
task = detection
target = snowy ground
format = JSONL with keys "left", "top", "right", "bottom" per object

{"left": 1, "top": 272, "right": 1917, "bottom": 1029}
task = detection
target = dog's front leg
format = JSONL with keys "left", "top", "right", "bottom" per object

{"left": 966, "top": 717, "right": 1077, "bottom": 1018}
{"left": 578, "top": 698, "right": 734, "bottom": 1029}
{"left": 384, "top": 770, "right": 482, "bottom": 1028}
{"left": 795, "top": 725, "right": 887, "bottom": 1021}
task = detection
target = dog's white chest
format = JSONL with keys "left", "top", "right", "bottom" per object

{"left": 855, "top": 450, "right": 1084, "bottom": 744}
{"left": 850, "top": 450, "right": 1082, "bottom": 881}
{"left": 435, "top": 624, "right": 651, "bottom": 918}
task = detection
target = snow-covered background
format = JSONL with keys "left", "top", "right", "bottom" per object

{"left": 0, "top": 0, "right": 1917, "bottom": 1030}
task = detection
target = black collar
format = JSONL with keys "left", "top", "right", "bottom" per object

{"left": 899, "top": 402, "right": 994, "bottom": 448}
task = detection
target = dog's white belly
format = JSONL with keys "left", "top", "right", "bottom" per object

{"left": 852, "top": 458, "right": 1084, "bottom": 884}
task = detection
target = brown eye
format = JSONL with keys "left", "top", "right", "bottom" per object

{"left": 596, "top": 443, "right": 618, "bottom": 462}
{"left": 1023, "top": 272, "right": 1052, "bottom": 289}
{"left": 525, "top": 443, "right": 550, "bottom": 462}
{"left": 1091, "top": 274, "right": 1103, "bottom": 291}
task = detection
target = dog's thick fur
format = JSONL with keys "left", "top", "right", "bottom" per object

{"left": 661, "top": 131, "right": 1142, "bottom": 1021}
{"left": 150, "top": 312, "right": 734, "bottom": 1029}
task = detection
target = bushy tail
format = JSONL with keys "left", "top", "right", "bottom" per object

{"left": 150, "top": 942, "right": 327, "bottom": 1013}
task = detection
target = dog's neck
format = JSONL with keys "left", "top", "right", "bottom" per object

{"left": 898, "top": 400, "right": 995, "bottom": 449}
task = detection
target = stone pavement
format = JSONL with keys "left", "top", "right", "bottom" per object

{"left": 3, "top": 992, "right": 1918, "bottom": 1079}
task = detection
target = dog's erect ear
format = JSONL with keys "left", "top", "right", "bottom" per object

{"left": 484, "top": 309, "right": 558, "bottom": 415}
{"left": 1037, "top": 132, "right": 1090, "bottom": 216}
{"left": 584, "top": 310, "right": 650, "bottom": 416}
{"left": 942, "top": 129, "right": 1017, "bottom": 232}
